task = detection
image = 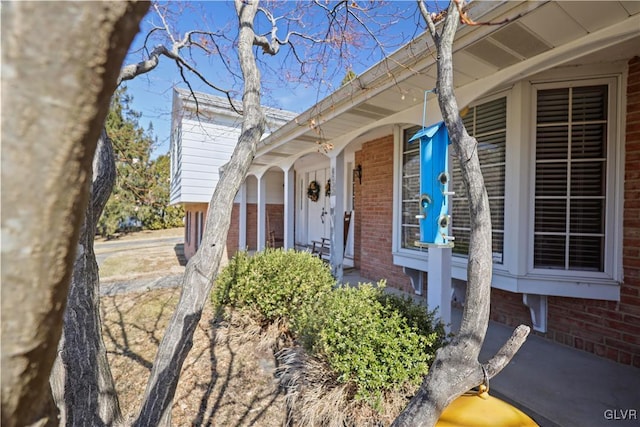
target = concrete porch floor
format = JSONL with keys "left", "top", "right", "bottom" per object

{"left": 342, "top": 269, "right": 640, "bottom": 427}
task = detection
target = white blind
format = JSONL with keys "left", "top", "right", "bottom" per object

{"left": 401, "top": 126, "right": 422, "bottom": 249}
{"left": 452, "top": 97, "right": 507, "bottom": 263}
{"left": 534, "top": 85, "right": 607, "bottom": 271}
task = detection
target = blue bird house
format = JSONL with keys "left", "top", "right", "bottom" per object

{"left": 409, "top": 121, "right": 454, "bottom": 247}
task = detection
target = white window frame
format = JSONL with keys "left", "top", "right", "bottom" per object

{"left": 529, "top": 77, "right": 621, "bottom": 283}
{"left": 392, "top": 91, "right": 511, "bottom": 276}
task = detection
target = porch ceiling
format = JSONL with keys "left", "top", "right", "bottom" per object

{"left": 251, "top": 0, "right": 640, "bottom": 173}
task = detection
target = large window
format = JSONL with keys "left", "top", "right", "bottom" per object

{"left": 400, "top": 126, "right": 422, "bottom": 249}
{"left": 534, "top": 85, "right": 608, "bottom": 272}
{"left": 399, "top": 97, "right": 506, "bottom": 262}
{"left": 453, "top": 97, "right": 507, "bottom": 263}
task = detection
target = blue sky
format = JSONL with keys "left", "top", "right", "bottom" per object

{"left": 121, "top": 1, "right": 433, "bottom": 157}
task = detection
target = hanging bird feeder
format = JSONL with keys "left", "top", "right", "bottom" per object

{"left": 409, "top": 89, "right": 454, "bottom": 247}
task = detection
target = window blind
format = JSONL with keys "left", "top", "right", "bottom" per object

{"left": 534, "top": 85, "right": 607, "bottom": 271}
{"left": 452, "top": 97, "right": 507, "bottom": 262}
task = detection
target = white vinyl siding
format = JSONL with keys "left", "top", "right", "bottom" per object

{"left": 534, "top": 85, "right": 608, "bottom": 272}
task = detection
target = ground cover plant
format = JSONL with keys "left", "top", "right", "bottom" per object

{"left": 212, "top": 249, "right": 447, "bottom": 425}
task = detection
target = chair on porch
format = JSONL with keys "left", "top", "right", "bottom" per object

{"left": 267, "top": 207, "right": 284, "bottom": 248}
{"left": 311, "top": 211, "right": 352, "bottom": 262}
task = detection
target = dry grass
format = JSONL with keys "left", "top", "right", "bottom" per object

{"left": 276, "top": 347, "right": 414, "bottom": 427}
{"left": 96, "top": 227, "right": 184, "bottom": 244}
{"left": 101, "top": 288, "right": 288, "bottom": 426}
{"left": 98, "top": 246, "right": 185, "bottom": 281}
{"left": 98, "top": 228, "right": 412, "bottom": 426}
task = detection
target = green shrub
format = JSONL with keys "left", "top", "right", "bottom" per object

{"left": 295, "top": 282, "right": 444, "bottom": 407}
{"left": 212, "top": 248, "right": 335, "bottom": 326}
{"left": 376, "top": 292, "right": 448, "bottom": 356}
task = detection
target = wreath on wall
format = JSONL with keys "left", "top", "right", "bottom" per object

{"left": 307, "top": 180, "right": 320, "bottom": 202}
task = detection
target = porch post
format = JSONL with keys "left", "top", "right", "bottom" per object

{"left": 329, "top": 151, "right": 345, "bottom": 283}
{"left": 284, "top": 166, "right": 295, "bottom": 250}
{"left": 257, "top": 174, "right": 267, "bottom": 251}
{"left": 427, "top": 247, "right": 452, "bottom": 333}
{"left": 238, "top": 181, "right": 247, "bottom": 250}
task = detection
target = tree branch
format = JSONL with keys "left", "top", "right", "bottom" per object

{"left": 484, "top": 325, "right": 530, "bottom": 379}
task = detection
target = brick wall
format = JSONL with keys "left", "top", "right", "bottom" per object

{"left": 356, "top": 135, "right": 412, "bottom": 292}
{"left": 226, "top": 203, "right": 284, "bottom": 256}
{"left": 489, "top": 57, "right": 640, "bottom": 367}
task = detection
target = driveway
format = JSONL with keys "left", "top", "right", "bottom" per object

{"left": 95, "top": 229, "right": 185, "bottom": 294}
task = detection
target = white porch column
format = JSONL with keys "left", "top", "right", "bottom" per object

{"left": 329, "top": 151, "right": 345, "bottom": 283}
{"left": 427, "top": 247, "right": 452, "bottom": 333}
{"left": 257, "top": 174, "right": 267, "bottom": 251}
{"left": 284, "top": 166, "right": 295, "bottom": 250}
{"left": 238, "top": 181, "right": 247, "bottom": 250}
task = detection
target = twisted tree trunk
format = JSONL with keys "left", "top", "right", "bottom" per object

{"left": 50, "top": 130, "right": 122, "bottom": 426}
{"left": 391, "top": 2, "right": 529, "bottom": 425}
{"left": 133, "top": 1, "right": 266, "bottom": 425}
{"left": 1, "top": 2, "right": 148, "bottom": 427}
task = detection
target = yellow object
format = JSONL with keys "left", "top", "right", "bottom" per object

{"left": 436, "top": 389, "right": 539, "bottom": 427}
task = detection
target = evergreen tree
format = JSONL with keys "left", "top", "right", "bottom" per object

{"left": 99, "top": 87, "right": 184, "bottom": 236}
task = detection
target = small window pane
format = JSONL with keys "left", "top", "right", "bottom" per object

{"left": 571, "top": 124, "right": 606, "bottom": 159}
{"left": 534, "top": 234, "right": 566, "bottom": 269}
{"left": 535, "top": 163, "right": 567, "bottom": 196}
{"left": 536, "top": 126, "right": 568, "bottom": 160}
{"left": 569, "top": 235, "right": 604, "bottom": 271}
{"left": 572, "top": 86, "right": 607, "bottom": 122}
{"left": 570, "top": 199, "right": 604, "bottom": 234}
{"left": 571, "top": 162, "right": 605, "bottom": 197}
{"left": 535, "top": 199, "right": 567, "bottom": 232}
{"left": 537, "top": 88, "right": 569, "bottom": 123}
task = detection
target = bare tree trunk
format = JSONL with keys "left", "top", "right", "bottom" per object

{"left": 133, "top": 1, "right": 266, "bottom": 425}
{"left": 392, "top": 2, "right": 529, "bottom": 426}
{"left": 50, "top": 130, "right": 122, "bottom": 426}
{"left": 0, "top": 2, "right": 148, "bottom": 426}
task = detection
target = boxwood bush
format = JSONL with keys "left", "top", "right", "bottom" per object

{"left": 213, "top": 250, "right": 446, "bottom": 412}
{"left": 295, "top": 282, "right": 445, "bottom": 407}
{"left": 212, "top": 248, "right": 335, "bottom": 326}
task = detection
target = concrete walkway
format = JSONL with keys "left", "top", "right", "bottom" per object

{"left": 343, "top": 269, "right": 640, "bottom": 427}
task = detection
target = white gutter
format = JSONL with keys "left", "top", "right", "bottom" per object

{"left": 254, "top": 0, "right": 541, "bottom": 158}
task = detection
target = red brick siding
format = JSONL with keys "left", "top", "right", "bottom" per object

{"left": 266, "top": 204, "right": 284, "bottom": 248}
{"left": 489, "top": 57, "right": 640, "bottom": 367}
{"left": 357, "top": 135, "right": 412, "bottom": 292}
{"left": 225, "top": 203, "right": 284, "bottom": 256}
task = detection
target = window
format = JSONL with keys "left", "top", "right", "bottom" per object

{"left": 400, "top": 126, "right": 422, "bottom": 249}
{"left": 453, "top": 97, "right": 507, "bottom": 263}
{"left": 196, "top": 211, "right": 204, "bottom": 250}
{"left": 534, "top": 85, "right": 608, "bottom": 272}
{"left": 185, "top": 211, "right": 191, "bottom": 245}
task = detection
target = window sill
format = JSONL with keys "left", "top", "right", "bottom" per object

{"left": 393, "top": 251, "right": 620, "bottom": 301}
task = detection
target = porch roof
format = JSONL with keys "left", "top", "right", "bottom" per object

{"left": 250, "top": 0, "right": 640, "bottom": 174}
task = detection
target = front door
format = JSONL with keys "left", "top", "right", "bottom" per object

{"left": 306, "top": 168, "right": 330, "bottom": 245}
